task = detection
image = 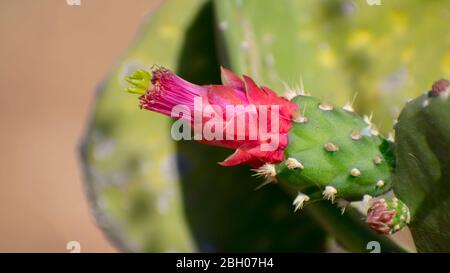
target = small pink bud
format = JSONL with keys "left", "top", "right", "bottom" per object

{"left": 366, "top": 198, "right": 410, "bottom": 235}
{"left": 429, "top": 79, "right": 450, "bottom": 97}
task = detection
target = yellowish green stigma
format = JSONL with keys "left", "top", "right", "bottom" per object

{"left": 125, "top": 68, "right": 151, "bottom": 95}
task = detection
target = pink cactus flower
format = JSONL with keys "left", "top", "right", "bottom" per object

{"left": 126, "top": 66, "right": 297, "bottom": 167}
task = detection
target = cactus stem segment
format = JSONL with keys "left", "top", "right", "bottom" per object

{"left": 292, "top": 192, "right": 310, "bottom": 211}
{"left": 350, "top": 168, "right": 361, "bottom": 177}
{"left": 323, "top": 186, "right": 337, "bottom": 203}
{"left": 285, "top": 157, "right": 304, "bottom": 170}
{"left": 324, "top": 142, "right": 339, "bottom": 152}
{"left": 318, "top": 102, "right": 333, "bottom": 111}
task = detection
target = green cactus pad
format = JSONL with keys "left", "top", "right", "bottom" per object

{"left": 393, "top": 80, "right": 450, "bottom": 252}
{"left": 276, "top": 95, "right": 393, "bottom": 201}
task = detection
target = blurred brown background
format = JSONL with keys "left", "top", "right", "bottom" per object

{"left": 0, "top": 0, "right": 160, "bottom": 252}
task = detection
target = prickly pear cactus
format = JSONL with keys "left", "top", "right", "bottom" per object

{"left": 393, "top": 79, "right": 450, "bottom": 252}
{"left": 81, "top": 0, "right": 327, "bottom": 252}
{"left": 213, "top": 0, "right": 406, "bottom": 252}
{"left": 275, "top": 95, "right": 393, "bottom": 202}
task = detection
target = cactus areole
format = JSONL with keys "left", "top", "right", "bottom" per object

{"left": 126, "top": 67, "right": 394, "bottom": 206}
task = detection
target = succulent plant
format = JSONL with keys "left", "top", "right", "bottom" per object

{"left": 128, "top": 65, "right": 396, "bottom": 204}
{"left": 81, "top": 0, "right": 450, "bottom": 253}
{"left": 393, "top": 79, "right": 450, "bottom": 252}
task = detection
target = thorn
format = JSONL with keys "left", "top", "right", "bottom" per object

{"left": 292, "top": 192, "right": 310, "bottom": 211}
{"left": 283, "top": 91, "right": 298, "bottom": 101}
{"left": 363, "top": 113, "right": 373, "bottom": 126}
{"left": 252, "top": 163, "right": 277, "bottom": 179}
{"left": 351, "top": 130, "right": 362, "bottom": 140}
{"left": 387, "top": 132, "right": 395, "bottom": 142}
{"left": 299, "top": 76, "right": 306, "bottom": 96}
{"left": 394, "top": 224, "right": 401, "bottom": 231}
{"left": 282, "top": 82, "right": 301, "bottom": 100}
{"left": 373, "top": 155, "right": 383, "bottom": 165}
{"left": 254, "top": 178, "right": 276, "bottom": 190}
{"left": 361, "top": 194, "right": 373, "bottom": 212}
{"left": 285, "top": 157, "right": 304, "bottom": 170}
{"left": 319, "top": 102, "right": 333, "bottom": 111}
{"left": 370, "top": 126, "right": 379, "bottom": 136}
{"left": 294, "top": 103, "right": 308, "bottom": 123}
{"left": 323, "top": 186, "right": 337, "bottom": 203}
{"left": 293, "top": 110, "right": 308, "bottom": 123}
{"left": 343, "top": 93, "right": 357, "bottom": 112}
{"left": 400, "top": 215, "right": 406, "bottom": 221}
{"left": 337, "top": 199, "right": 349, "bottom": 215}
{"left": 392, "top": 198, "right": 398, "bottom": 208}
{"left": 376, "top": 180, "right": 385, "bottom": 188}
{"left": 324, "top": 142, "right": 339, "bottom": 152}
{"left": 342, "top": 102, "right": 354, "bottom": 112}
{"left": 350, "top": 168, "right": 361, "bottom": 177}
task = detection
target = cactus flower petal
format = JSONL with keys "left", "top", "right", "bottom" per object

{"left": 130, "top": 66, "right": 297, "bottom": 167}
